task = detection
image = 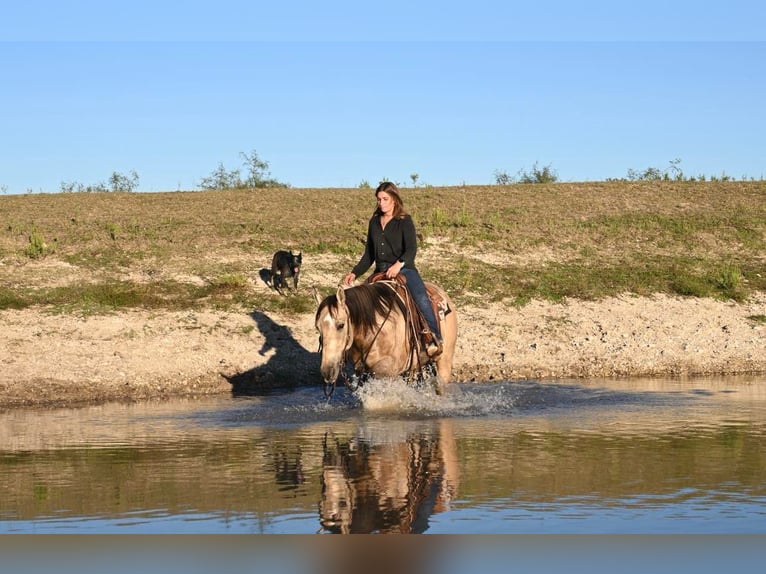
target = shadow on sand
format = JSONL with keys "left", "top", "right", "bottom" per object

{"left": 223, "top": 310, "right": 319, "bottom": 397}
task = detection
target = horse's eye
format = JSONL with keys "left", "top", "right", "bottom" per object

{"left": 336, "top": 322, "right": 345, "bottom": 330}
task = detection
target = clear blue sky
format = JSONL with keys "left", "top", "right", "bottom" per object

{"left": 2, "top": 1, "right": 765, "bottom": 193}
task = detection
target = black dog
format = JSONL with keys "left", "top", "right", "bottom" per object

{"left": 270, "top": 250, "right": 302, "bottom": 293}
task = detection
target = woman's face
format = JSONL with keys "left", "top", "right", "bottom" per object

{"left": 376, "top": 191, "right": 395, "bottom": 215}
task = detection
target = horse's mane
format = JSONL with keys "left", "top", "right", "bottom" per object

{"left": 316, "top": 283, "right": 406, "bottom": 335}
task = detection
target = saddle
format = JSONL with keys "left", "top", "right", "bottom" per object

{"left": 366, "top": 272, "right": 450, "bottom": 352}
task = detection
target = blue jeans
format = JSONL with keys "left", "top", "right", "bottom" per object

{"left": 400, "top": 268, "right": 441, "bottom": 341}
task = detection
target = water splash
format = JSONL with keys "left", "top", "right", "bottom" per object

{"left": 355, "top": 377, "right": 437, "bottom": 412}
{"left": 353, "top": 377, "right": 521, "bottom": 417}
{"left": 206, "top": 379, "right": 676, "bottom": 428}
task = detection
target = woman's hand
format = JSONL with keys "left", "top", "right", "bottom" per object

{"left": 385, "top": 261, "right": 404, "bottom": 279}
{"left": 343, "top": 272, "right": 356, "bottom": 286}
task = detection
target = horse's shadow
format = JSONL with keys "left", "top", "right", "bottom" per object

{"left": 223, "top": 310, "right": 319, "bottom": 396}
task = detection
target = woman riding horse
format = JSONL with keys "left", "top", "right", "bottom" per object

{"left": 343, "top": 181, "right": 442, "bottom": 358}
{"left": 315, "top": 280, "right": 457, "bottom": 395}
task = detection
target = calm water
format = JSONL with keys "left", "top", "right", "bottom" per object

{"left": 2, "top": 376, "right": 765, "bottom": 534}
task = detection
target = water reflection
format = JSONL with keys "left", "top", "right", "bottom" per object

{"left": 319, "top": 420, "right": 459, "bottom": 533}
{"left": 1, "top": 376, "right": 765, "bottom": 533}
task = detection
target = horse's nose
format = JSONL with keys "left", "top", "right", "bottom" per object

{"left": 321, "top": 364, "right": 340, "bottom": 385}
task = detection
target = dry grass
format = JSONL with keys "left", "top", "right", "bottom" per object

{"left": 2, "top": 181, "right": 765, "bottom": 314}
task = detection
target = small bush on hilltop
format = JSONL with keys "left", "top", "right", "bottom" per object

{"left": 199, "top": 149, "right": 289, "bottom": 190}
{"left": 624, "top": 158, "right": 685, "bottom": 182}
{"left": 60, "top": 170, "right": 140, "bottom": 193}
{"left": 493, "top": 162, "right": 559, "bottom": 185}
{"left": 517, "top": 162, "right": 559, "bottom": 184}
{"left": 108, "top": 170, "right": 140, "bottom": 191}
{"left": 198, "top": 162, "right": 242, "bottom": 191}
{"left": 493, "top": 169, "right": 513, "bottom": 185}
{"left": 615, "top": 158, "right": 760, "bottom": 183}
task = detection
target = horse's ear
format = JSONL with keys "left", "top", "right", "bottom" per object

{"left": 311, "top": 285, "right": 321, "bottom": 304}
{"left": 336, "top": 284, "right": 346, "bottom": 305}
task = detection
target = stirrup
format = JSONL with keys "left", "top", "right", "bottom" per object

{"left": 426, "top": 342, "right": 442, "bottom": 358}
{"left": 421, "top": 329, "right": 442, "bottom": 344}
{"left": 422, "top": 330, "right": 443, "bottom": 357}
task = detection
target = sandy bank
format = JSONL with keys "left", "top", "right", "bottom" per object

{"left": 1, "top": 292, "right": 764, "bottom": 408}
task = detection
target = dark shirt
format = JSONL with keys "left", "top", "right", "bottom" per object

{"left": 351, "top": 214, "right": 418, "bottom": 277}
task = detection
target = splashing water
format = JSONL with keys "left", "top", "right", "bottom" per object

{"left": 353, "top": 376, "right": 521, "bottom": 417}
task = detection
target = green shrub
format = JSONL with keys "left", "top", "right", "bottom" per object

{"left": 516, "top": 162, "right": 559, "bottom": 184}
{"left": 493, "top": 170, "right": 512, "bottom": 185}
{"left": 199, "top": 149, "right": 289, "bottom": 190}
{"left": 716, "top": 264, "right": 742, "bottom": 291}
{"left": 106, "top": 223, "right": 119, "bottom": 240}
{"left": 60, "top": 170, "right": 139, "bottom": 193}
{"left": 493, "top": 162, "right": 559, "bottom": 184}
{"left": 25, "top": 231, "right": 49, "bottom": 259}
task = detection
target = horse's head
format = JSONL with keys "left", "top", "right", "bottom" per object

{"left": 315, "top": 285, "right": 353, "bottom": 385}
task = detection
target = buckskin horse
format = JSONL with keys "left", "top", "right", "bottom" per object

{"left": 314, "top": 278, "right": 457, "bottom": 396}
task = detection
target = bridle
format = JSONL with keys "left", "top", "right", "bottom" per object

{"left": 319, "top": 284, "right": 398, "bottom": 398}
{"left": 319, "top": 303, "right": 353, "bottom": 398}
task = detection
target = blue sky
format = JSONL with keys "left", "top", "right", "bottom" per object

{"left": 2, "top": 2, "right": 765, "bottom": 193}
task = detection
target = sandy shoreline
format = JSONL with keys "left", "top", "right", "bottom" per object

{"left": 2, "top": 291, "right": 765, "bottom": 408}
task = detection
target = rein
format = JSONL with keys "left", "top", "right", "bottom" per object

{"left": 353, "top": 282, "right": 398, "bottom": 372}
{"left": 377, "top": 280, "right": 428, "bottom": 377}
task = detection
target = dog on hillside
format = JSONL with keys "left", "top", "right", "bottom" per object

{"left": 270, "top": 250, "right": 302, "bottom": 294}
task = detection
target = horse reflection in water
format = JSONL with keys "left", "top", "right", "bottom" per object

{"left": 319, "top": 420, "right": 459, "bottom": 534}
{"left": 315, "top": 281, "right": 458, "bottom": 395}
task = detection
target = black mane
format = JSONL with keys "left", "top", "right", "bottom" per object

{"left": 316, "top": 283, "right": 406, "bottom": 335}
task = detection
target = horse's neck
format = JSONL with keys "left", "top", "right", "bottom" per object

{"left": 348, "top": 319, "right": 376, "bottom": 350}
{"left": 349, "top": 308, "right": 399, "bottom": 350}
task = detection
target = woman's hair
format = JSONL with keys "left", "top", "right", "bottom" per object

{"left": 374, "top": 181, "right": 408, "bottom": 218}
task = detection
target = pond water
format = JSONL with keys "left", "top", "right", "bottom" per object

{"left": 2, "top": 376, "right": 765, "bottom": 534}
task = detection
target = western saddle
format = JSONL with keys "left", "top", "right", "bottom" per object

{"left": 366, "top": 272, "right": 450, "bottom": 357}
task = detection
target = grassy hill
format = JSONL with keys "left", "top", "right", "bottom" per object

{"left": 2, "top": 181, "right": 765, "bottom": 315}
